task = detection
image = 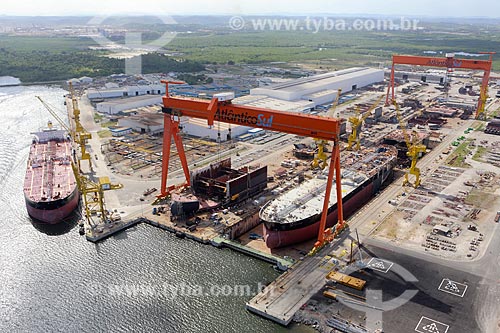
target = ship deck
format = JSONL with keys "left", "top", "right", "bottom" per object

{"left": 260, "top": 146, "right": 397, "bottom": 224}
{"left": 24, "top": 139, "right": 76, "bottom": 202}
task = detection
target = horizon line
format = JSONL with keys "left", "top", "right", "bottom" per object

{"left": 0, "top": 13, "right": 499, "bottom": 19}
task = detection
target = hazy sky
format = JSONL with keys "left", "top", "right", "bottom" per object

{"left": 0, "top": 0, "right": 499, "bottom": 18}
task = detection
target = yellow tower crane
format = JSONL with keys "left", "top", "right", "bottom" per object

{"left": 312, "top": 89, "right": 342, "bottom": 169}
{"left": 68, "top": 82, "right": 93, "bottom": 171}
{"left": 346, "top": 95, "right": 384, "bottom": 151}
{"left": 477, "top": 89, "right": 489, "bottom": 120}
{"left": 393, "top": 100, "right": 427, "bottom": 188}
{"left": 36, "top": 96, "right": 123, "bottom": 228}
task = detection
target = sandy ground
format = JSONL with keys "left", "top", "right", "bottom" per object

{"left": 372, "top": 129, "right": 500, "bottom": 262}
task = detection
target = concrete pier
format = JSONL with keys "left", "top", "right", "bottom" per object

{"left": 246, "top": 244, "right": 339, "bottom": 325}
{"left": 211, "top": 236, "right": 294, "bottom": 270}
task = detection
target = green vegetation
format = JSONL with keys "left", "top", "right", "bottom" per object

{"left": 446, "top": 139, "right": 472, "bottom": 168}
{"left": 465, "top": 189, "right": 497, "bottom": 209}
{"left": 100, "top": 120, "right": 118, "bottom": 128}
{"left": 1, "top": 18, "right": 499, "bottom": 82}
{"left": 168, "top": 29, "right": 500, "bottom": 70}
{"left": 176, "top": 73, "right": 213, "bottom": 85}
{"left": 97, "top": 129, "right": 112, "bottom": 138}
{"left": 0, "top": 37, "right": 204, "bottom": 83}
{"left": 472, "top": 146, "right": 487, "bottom": 161}
{"left": 473, "top": 122, "right": 485, "bottom": 131}
{"left": 489, "top": 107, "right": 500, "bottom": 119}
{"left": 94, "top": 112, "right": 104, "bottom": 122}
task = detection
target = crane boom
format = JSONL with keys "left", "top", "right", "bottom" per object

{"left": 346, "top": 95, "right": 384, "bottom": 151}
{"left": 68, "top": 82, "right": 93, "bottom": 170}
{"left": 36, "top": 95, "right": 123, "bottom": 229}
{"left": 394, "top": 102, "right": 412, "bottom": 149}
{"left": 326, "top": 89, "right": 342, "bottom": 118}
{"left": 35, "top": 96, "right": 72, "bottom": 134}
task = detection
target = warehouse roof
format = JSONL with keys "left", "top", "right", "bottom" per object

{"left": 233, "top": 95, "right": 314, "bottom": 112}
{"left": 97, "top": 95, "right": 162, "bottom": 106}
{"left": 257, "top": 67, "right": 382, "bottom": 93}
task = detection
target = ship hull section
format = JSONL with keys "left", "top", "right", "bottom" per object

{"left": 264, "top": 181, "right": 375, "bottom": 248}
{"left": 263, "top": 161, "right": 394, "bottom": 249}
{"left": 25, "top": 187, "right": 79, "bottom": 224}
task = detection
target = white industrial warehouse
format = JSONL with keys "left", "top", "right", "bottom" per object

{"left": 98, "top": 67, "right": 384, "bottom": 141}
{"left": 117, "top": 113, "right": 164, "bottom": 135}
{"left": 386, "top": 69, "right": 447, "bottom": 84}
{"left": 250, "top": 67, "right": 384, "bottom": 106}
{"left": 96, "top": 95, "right": 162, "bottom": 114}
{"left": 180, "top": 119, "right": 249, "bottom": 141}
{"left": 87, "top": 84, "right": 165, "bottom": 100}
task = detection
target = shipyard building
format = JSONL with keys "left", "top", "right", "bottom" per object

{"left": 93, "top": 68, "right": 384, "bottom": 141}
{"left": 250, "top": 67, "right": 384, "bottom": 106}
{"left": 184, "top": 67, "right": 384, "bottom": 140}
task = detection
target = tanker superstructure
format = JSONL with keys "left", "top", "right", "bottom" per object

{"left": 23, "top": 123, "right": 79, "bottom": 223}
{"left": 260, "top": 145, "right": 398, "bottom": 248}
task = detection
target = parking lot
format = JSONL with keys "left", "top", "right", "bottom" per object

{"left": 296, "top": 243, "right": 484, "bottom": 333}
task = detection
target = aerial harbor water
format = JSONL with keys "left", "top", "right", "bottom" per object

{"left": 0, "top": 85, "right": 311, "bottom": 333}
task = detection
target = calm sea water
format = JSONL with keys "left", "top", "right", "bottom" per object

{"left": 0, "top": 86, "right": 312, "bottom": 333}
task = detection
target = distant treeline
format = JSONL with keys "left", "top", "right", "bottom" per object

{"left": 0, "top": 51, "right": 205, "bottom": 83}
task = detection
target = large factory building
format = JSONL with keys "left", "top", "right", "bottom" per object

{"left": 250, "top": 67, "right": 384, "bottom": 106}
{"left": 177, "top": 67, "right": 383, "bottom": 141}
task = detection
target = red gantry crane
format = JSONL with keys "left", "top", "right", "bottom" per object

{"left": 158, "top": 81, "right": 345, "bottom": 249}
{"left": 386, "top": 52, "right": 495, "bottom": 119}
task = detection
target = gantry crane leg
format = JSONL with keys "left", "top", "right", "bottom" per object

{"left": 160, "top": 115, "right": 174, "bottom": 197}
{"left": 316, "top": 141, "right": 344, "bottom": 247}
{"left": 160, "top": 115, "right": 190, "bottom": 198}
{"left": 171, "top": 118, "right": 191, "bottom": 186}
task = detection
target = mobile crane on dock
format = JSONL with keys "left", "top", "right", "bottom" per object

{"left": 158, "top": 81, "right": 346, "bottom": 252}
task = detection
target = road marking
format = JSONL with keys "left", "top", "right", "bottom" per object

{"left": 415, "top": 316, "right": 449, "bottom": 333}
{"left": 367, "top": 258, "right": 393, "bottom": 273}
{"left": 438, "top": 278, "right": 468, "bottom": 297}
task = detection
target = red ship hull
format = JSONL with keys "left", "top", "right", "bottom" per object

{"left": 23, "top": 128, "right": 79, "bottom": 225}
{"left": 25, "top": 189, "right": 80, "bottom": 224}
{"left": 263, "top": 181, "right": 375, "bottom": 249}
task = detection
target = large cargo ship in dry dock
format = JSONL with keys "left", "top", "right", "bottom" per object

{"left": 23, "top": 122, "right": 79, "bottom": 224}
{"left": 260, "top": 145, "right": 398, "bottom": 248}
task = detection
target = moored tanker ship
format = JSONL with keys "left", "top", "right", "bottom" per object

{"left": 24, "top": 123, "right": 79, "bottom": 223}
{"left": 260, "top": 145, "right": 398, "bottom": 248}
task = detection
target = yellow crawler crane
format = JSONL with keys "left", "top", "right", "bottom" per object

{"left": 393, "top": 100, "right": 427, "bottom": 188}
{"left": 312, "top": 89, "right": 342, "bottom": 169}
{"left": 346, "top": 95, "right": 384, "bottom": 151}
{"left": 36, "top": 96, "right": 123, "bottom": 228}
